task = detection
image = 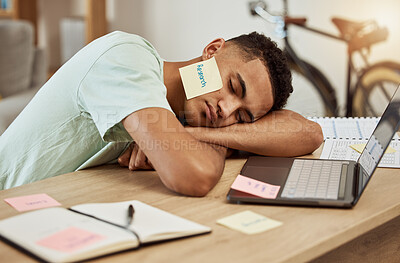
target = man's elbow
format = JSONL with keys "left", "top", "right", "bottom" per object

{"left": 163, "top": 160, "right": 224, "bottom": 197}
{"left": 181, "top": 163, "right": 223, "bottom": 197}
{"left": 308, "top": 122, "right": 324, "bottom": 151}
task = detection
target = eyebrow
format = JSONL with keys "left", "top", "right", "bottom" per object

{"left": 237, "top": 73, "right": 254, "bottom": 122}
{"left": 237, "top": 73, "right": 246, "bottom": 99}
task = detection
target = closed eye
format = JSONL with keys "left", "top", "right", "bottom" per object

{"left": 237, "top": 110, "right": 254, "bottom": 123}
{"left": 237, "top": 110, "right": 245, "bottom": 123}
{"left": 237, "top": 111, "right": 244, "bottom": 123}
{"left": 229, "top": 78, "right": 254, "bottom": 123}
{"left": 229, "top": 79, "right": 235, "bottom": 94}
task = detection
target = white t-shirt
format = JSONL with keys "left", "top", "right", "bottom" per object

{"left": 0, "top": 31, "right": 173, "bottom": 189}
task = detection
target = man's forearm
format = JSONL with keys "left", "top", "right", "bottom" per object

{"left": 123, "top": 108, "right": 227, "bottom": 196}
{"left": 186, "top": 110, "right": 323, "bottom": 157}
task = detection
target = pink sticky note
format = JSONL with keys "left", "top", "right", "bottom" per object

{"left": 4, "top": 193, "right": 61, "bottom": 212}
{"left": 231, "top": 174, "right": 281, "bottom": 199}
{"left": 36, "top": 227, "right": 105, "bottom": 253}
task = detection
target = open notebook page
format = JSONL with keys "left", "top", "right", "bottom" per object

{"left": 320, "top": 138, "right": 400, "bottom": 168}
{"left": 70, "top": 200, "right": 211, "bottom": 243}
{"left": 307, "top": 117, "right": 400, "bottom": 140}
{"left": 0, "top": 207, "right": 138, "bottom": 263}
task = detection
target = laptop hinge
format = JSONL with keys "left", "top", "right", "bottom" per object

{"left": 353, "top": 164, "right": 361, "bottom": 199}
{"left": 338, "top": 164, "right": 348, "bottom": 199}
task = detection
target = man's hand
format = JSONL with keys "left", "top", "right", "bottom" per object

{"left": 118, "top": 143, "right": 154, "bottom": 171}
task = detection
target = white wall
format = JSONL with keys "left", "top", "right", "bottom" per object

{"left": 39, "top": 0, "right": 400, "bottom": 116}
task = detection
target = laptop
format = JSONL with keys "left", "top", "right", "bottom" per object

{"left": 227, "top": 86, "right": 400, "bottom": 208}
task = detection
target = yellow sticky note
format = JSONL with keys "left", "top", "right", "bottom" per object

{"left": 217, "top": 210, "right": 282, "bottom": 235}
{"left": 350, "top": 143, "right": 396, "bottom": 154}
{"left": 179, "top": 57, "right": 223, "bottom": 100}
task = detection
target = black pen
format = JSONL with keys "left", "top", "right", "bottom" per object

{"left": 126, "top": 204, "right": 141, "bottom": 246}
{"left": 127, "top": 204, "right": 135, "bottom": 227}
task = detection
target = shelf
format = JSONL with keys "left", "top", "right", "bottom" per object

{"left": 2, "top": 0, "right": 107, "bottom": 75}
{"left": 1, "top": 0, "right": 107, "bottom": 45}
{"left": 86, "top": 0, "right": 107, "bottom": 44}
{"left": 0, "top": 9, "right": 14, "bottom": 18}
{"left": 0, "top": 0, "right": 38, "bottom": 44}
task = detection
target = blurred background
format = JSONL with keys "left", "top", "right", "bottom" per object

{"left": 2, "top": 0, "right": 400, "bottom": 118}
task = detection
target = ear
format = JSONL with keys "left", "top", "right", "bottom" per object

{"left": 202, "top": 38, "right": 226, "bottom": 60}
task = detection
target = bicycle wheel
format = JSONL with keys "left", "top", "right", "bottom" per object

{"left": 352, "top": 61, "right": 400, "bottom": 117}
{"left": 287, "top": 56, "right": 338, "bottom": 117}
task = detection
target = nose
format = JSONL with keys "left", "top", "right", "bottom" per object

{"left": 217, "top": 94, "right": 241, "bottom": 120}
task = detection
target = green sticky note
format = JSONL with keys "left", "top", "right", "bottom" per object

{"left": 350, "top": 143, "right": 396, "bottom": 154}
{"left": 217, "top": 210, "right": 282, "bottom": 235}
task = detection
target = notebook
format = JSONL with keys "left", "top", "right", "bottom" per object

{"left": 307, "top": 116, "right": 382, "bottom": 140}
{"left": 0, "top": 200, "right": 211, "bottom": 262}
{"left": 227, "top": 85, "right": 400, "bottom": 208}
{"left": 307, "top": 116, "right": 400, "bottom": 168}
{"left": 319, "top": 138, "right": 400, "bottom": 168}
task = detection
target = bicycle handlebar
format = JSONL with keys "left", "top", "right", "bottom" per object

{"left": 250, "top": 1, "right": 307, "bottom": 25}
{"left": 252, "top": 4, "right": 283, "bottom": 24}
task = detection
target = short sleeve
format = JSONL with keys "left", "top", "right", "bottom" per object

{"left": 78, "top": 43, "right": 173, "bottom": 142}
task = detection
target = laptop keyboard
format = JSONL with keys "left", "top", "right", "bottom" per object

{"left": 281, "top": 159, "right": 347, "bottom": 200}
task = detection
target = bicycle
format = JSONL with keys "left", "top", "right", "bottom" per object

{"left": 249, "top": 0, "right": 400, "bottom": 117}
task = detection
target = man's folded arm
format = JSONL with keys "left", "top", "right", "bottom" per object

{"left": 186, "top": 109, "right": 324, "bottom": 157}
{"left": 122, "top": 107, "right": 227, "bottom": 197}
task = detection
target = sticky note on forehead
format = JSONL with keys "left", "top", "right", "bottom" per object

{"left": 179, "top": 57, "right": 223, "bottom": 100}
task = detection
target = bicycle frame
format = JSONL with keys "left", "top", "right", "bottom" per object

{"left": 253, "top": 0, "right": 379, "bottom": 116}
{"left": 283, "top": 17, "right": 356, "bottom": 116}
{"left": 284, "top": 35, "right": 342, "bottom": 116}
{"left": 285, "top": 22, "right": 352, "bottom": 116}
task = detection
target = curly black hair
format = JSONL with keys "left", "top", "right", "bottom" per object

{"left": 227, "top": 32, "right": 293, "bottom": 111}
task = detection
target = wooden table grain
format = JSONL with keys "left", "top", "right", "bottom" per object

{"left": 0, "top": 146, "right": 399, "bottom": 263}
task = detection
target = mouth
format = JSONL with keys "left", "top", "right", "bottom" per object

{"left": 205, "top": 101, "right": 217, "bottom": 124}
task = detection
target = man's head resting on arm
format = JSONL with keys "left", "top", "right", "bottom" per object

{"left": 166, "top": 31, "right": 293, "bottom": 128}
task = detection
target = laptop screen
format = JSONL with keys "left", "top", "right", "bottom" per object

{"left": 357, "top": 85, "right": 400, "bottom": 195}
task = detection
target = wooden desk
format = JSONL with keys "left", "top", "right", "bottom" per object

{"left": 0, "top": 147, "right": 399, "bottom": 262}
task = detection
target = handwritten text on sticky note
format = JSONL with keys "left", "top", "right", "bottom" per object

{"left": 217, "top": 210, "right": 282, "bottom": 235}
{"left": 231, "top": 175, "right": 280, "bottom": 199}
{"left": 4, "top": 193, "right": 61, "bottom": 212}
{"left": 36, "top": 227, "right": 105, "bottom": 253}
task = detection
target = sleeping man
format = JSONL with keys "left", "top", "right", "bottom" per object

{"left": 0, "top": 31, "right": 323, "bottom": 195}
